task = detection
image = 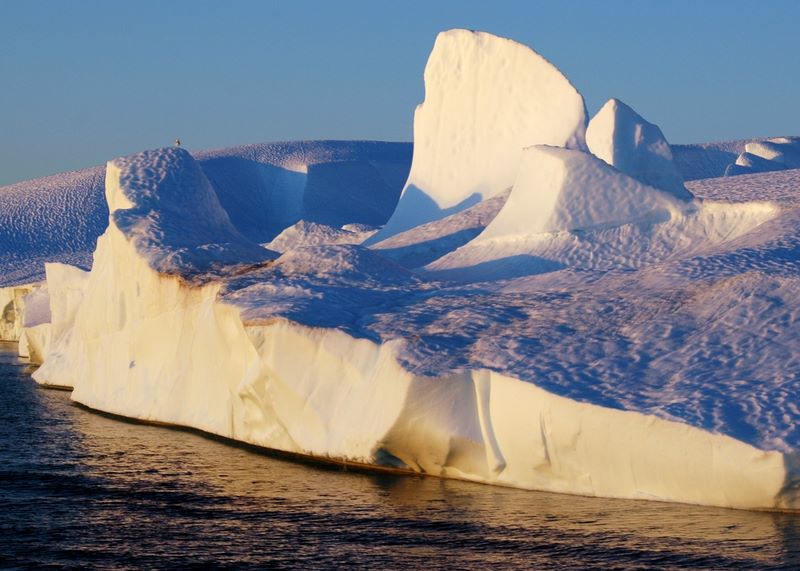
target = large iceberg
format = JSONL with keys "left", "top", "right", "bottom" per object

{"left": 26, "top": 144, "right": 797, "bottom": 510}
{"left": 8, "top": 29, "right": 800, "bottom": 511}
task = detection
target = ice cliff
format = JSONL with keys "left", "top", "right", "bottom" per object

{"left": 10, "top": 29, "right": 800, "bottom": 511}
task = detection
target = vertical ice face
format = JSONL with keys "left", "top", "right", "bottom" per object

{"left": 371, "top": 29, "right": 588, "bottom": 242}
{"left": 586, "top": 98, "right": 692, "bottom": 200}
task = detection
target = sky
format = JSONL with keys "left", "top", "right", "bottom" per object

{"left": 1, "top": 0, "right": 799, "bottom": 186}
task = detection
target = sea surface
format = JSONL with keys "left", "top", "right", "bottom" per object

{"left": 1, "top": 343, "right": 799, "bottom": 570}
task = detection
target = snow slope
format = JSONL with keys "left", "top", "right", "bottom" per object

{"left": 371, "top": 29, "right": 587, "bottom": 242}
{"left": 0, "top": 167, "right": 105, "bottom": 287}
{"left": 370, "top": 191, "right": 509, "bottom": 269}
{"left": 425, "top": 146, "right": 775, "bottom": 280}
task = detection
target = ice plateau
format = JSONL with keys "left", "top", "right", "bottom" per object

{"left": 5, "top": 29, "right": 800, "bottom": 511}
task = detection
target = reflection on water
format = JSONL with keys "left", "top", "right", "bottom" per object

{"left": 1, "top": 342, "right": 799, "bottom": 569}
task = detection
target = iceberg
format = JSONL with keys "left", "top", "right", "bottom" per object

{"left": 6, "top": 29, "right": 800, "bottom": 512}
{"left": 27, "top": 144, "right": 796, "bottom": 509}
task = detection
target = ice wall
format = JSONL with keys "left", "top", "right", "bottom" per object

{"left": 0, "top": 284, "right": 36, "bottom": 341}
{"left": 197, "top": 141, "right": 412, "bottom": 242}
{"left": 372, "top": 29, "right": 587, "bottom": 242}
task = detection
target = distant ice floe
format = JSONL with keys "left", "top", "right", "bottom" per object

{"left": 725, "top": 137, "right": 800, "bottom": 176}
{"left": 586, "top": 98, "right": 691, "bottom": 200}
{"left": 671, "top": 136, "right": 800, "bottom": 181}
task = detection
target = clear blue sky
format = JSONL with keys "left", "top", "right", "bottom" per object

{"left": 1, "top": 0, "right": 798, "bottom": 185}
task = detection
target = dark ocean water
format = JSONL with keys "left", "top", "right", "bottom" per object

{"left": 1, "top": 343, "right": 800, "bottom": 570}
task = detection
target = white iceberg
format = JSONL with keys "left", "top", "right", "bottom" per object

{"left": 26, "top": 134, "right": 796, "bottom": 511}
{"left": 6, "top": 28, "right": 800, "bottom": 513}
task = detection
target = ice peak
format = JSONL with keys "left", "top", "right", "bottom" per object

{"left": 370, "top": 29, "right": 588, "bottom": 243}
{"left": 586, "top": 98, "right": 692, "bottom": 200}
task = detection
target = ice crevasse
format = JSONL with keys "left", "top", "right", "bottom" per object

{"left": 23, "top": 29, "right": 800, "bottom": 511}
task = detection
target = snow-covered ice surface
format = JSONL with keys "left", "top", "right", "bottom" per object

{"left": 8, "top": 29, "right": 800, "bottom": 510}
{"left": 265, "top": 221, "right": 377, "bottom": 254}
{"left": 0, "top": 141, "right": 411, "bottom": 286}
{"left": 370, "top": 191, "right": 509, "bottom": 269}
